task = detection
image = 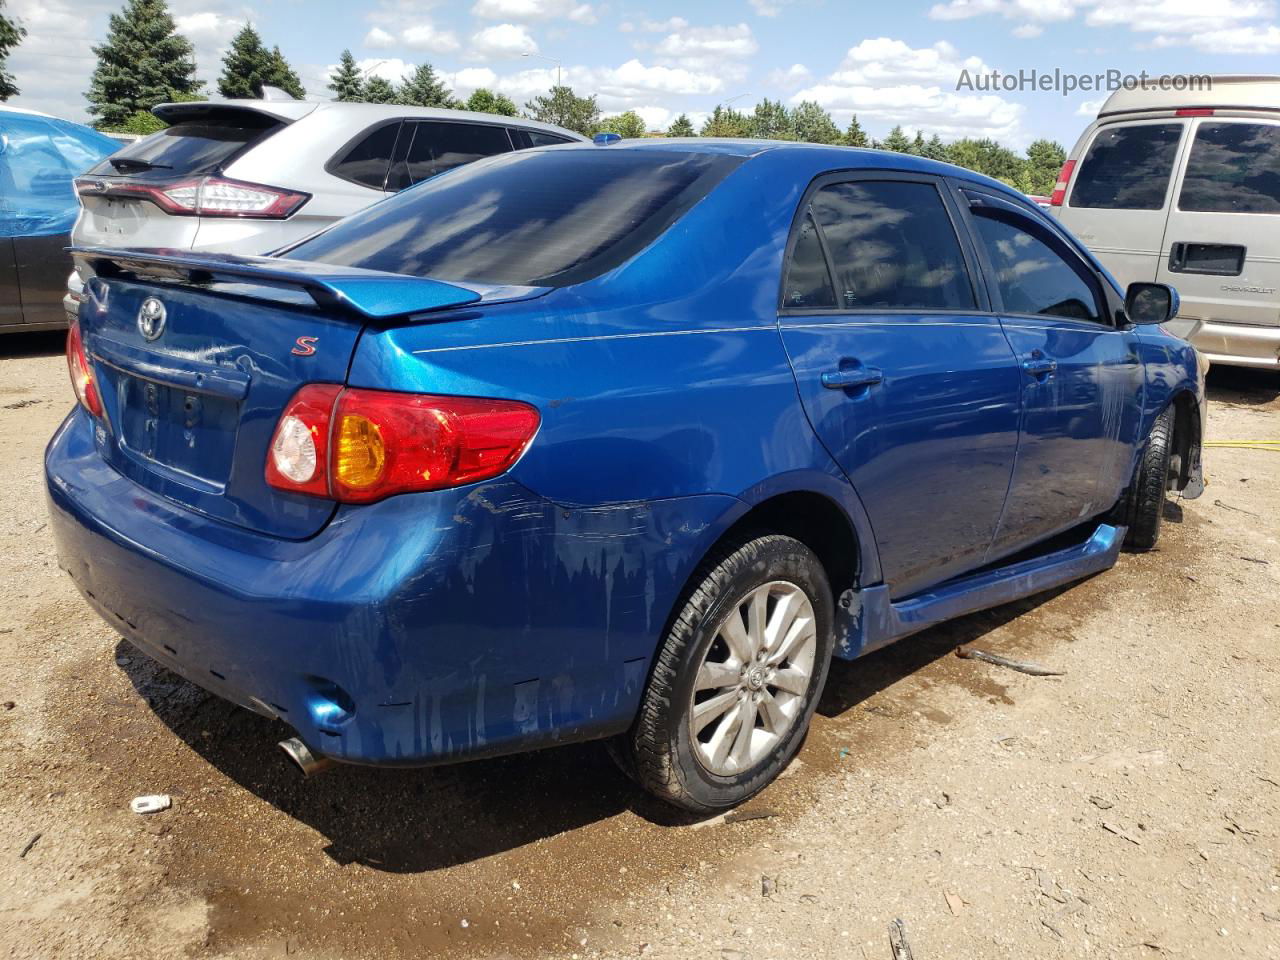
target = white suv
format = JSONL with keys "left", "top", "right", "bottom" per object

{"left": 67, "top": 100, "right": 585, "bottom": 317}
{"left": 1052, "top": 75, "right": 1280, "bottom": 370}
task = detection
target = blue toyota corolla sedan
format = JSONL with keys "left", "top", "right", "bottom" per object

{"left": 47, "top": 139, "right": 1204, "bottom": 812}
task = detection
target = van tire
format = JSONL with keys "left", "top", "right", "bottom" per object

{"left": 1123, "top": 407, "right": 1174, "bottom": 551}
{"left": 613, "top": 534, "right": 833, "bottom": 814}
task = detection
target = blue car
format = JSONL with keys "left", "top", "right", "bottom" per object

{"left": 47, "top": 140, "right": 1205, "bottom": 812}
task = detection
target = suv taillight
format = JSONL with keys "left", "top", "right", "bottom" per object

{"left": 265, "top": 386, "right": 541, "bottom": 504}
{"left": 75, "top": 175, "right": 309, "bottom": 219}
{"left": 1049, "top": 160, "right": 1076, "bottom": 207}
{"left": 66, "top": 321, "right": 103, "bottom": 418}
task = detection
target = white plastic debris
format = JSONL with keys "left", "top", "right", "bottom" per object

{"left": 130, "top": 794, "right": 172, "bottom": 815}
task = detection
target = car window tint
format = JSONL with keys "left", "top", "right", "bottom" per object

{"left": 509, "top": 129, "right": 575, "bottom": 150}
{"left": 973, "top": 213, "right": 1100, "bottom": 322}
{"left": 87, "top": 113, "right": 284, "bottom": 182}
{"left": 1179, "top": 122, "right": 1280, "bottom": 214}
{"left": 810, "top": 180, "right": 975, "bottom": 311}
{"left": 401, "top": 121, "right": 512, "bottom": 187}
{"left": 1070, "top": 123, "right": 1183, "bottom": 210}
{"left": 783, "top": 213, "right": 835, "bottom": 309}
{"left": 330, "top": 122, "right": 402, "bottom": 191}
{"left": 286, "top": 149, "right": 744, "bottom": 287}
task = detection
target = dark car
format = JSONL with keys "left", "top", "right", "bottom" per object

{"left": 49, "top": 140, "right": 1205, "bottom": 812}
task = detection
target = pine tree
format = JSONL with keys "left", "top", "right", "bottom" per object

{"left": 921, "top": 134, "right": 950, "bottom": 163}
{"left": 363, "top": 75, "right": 397, "bottom": 104}
{"left": 86, "top": 0, "right": 201, "bottom": 130}
{"left": 602, "top": 110, "right": 646, "bottom": 139}
{"left": 881, "top": 125, "right": 913, "bottom": 153}
{"left": 218, "top": 25, "right": 273, "bottom": 99}
{"left": 397, "top": 63, "right": 454, "bottom": 107}
{"left": 911, "top": 130, "right": 926, "bottom": 155}
{"left": 667, "top": 114, "right": 695, "bottom": 137}
{"left": 842, "top": 115, "right": 868, "bottom": 148}
{"left": 792, "top": 101, "right": 840, "bottom": 144}
{"left": 327, "top": 50, "right": 364, "bottom": 102}
{"left": 465, "top": 88, "right": 517, "bottom": 116}
{"left": 523, "top": 85, "right": 600, "bottom": 136}
{"left": 265, "top": 46, "right": 305, "bottom": 99}
{"left": 0, "top": 0, "right": 25, "bottom": 101}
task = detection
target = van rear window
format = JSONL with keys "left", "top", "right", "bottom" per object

{"left": 1179, "top": 122, "right": 1280, "bottom": 214}
{"left": 1070, "top": 123, "right": 1183, "bottom": 211}
{"left": 86, "top": 111, "right": 283, "bottom": 181}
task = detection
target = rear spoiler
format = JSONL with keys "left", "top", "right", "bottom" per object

{"left": 70, "top": 247, "right": 486, "bottom": 319}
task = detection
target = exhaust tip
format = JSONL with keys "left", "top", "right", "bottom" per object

{"left": 279, "top": 737, "right": 335, "bottom": 777}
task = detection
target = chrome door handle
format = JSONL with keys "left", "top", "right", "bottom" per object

{"left": 822, "top": 366, "right": 884, "bottom": 390}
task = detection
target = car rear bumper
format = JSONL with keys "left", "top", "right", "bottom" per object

{"left": 1165, "top": 316, "right": 1280, "bottom": 369}
{"left": 46, "top": 408, "right": 733, "bottom": 766}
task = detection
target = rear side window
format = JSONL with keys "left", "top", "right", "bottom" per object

{"left": 810, "top": 180, "right": 975, "bottom": 311}
{"left": 285, "top": 149, "right": 743, "bottom": 287}
{"left": 972, "top": 213, "right": 1100, "bottom": 322}
{"left": 782, "top": 213, "right": 835, "bottom": 309}
{"left": 510, "top": 128, "right": 574, "bottom": 149}
{"left": 87, "top": 112, "right": 283, "bottom": 181}
{"left": 1179, "top": 122, "right": 1280, "bottom": 214}
{"left": 329, "top": 122, "right": 403, "bottom": 191}
{"left": 1070, "top": 123, "right": 1183, "bottom": 210}
{"left": 392, "top": 121, "right": 512, "bottom": 190}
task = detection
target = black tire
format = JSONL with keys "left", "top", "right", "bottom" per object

{"left": 1123, "top": 406, "right": 1174, "bottom": 551}
{"left": 614, "top": 533, "right": 834, "bottom": 813}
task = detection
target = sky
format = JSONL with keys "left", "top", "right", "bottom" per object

{"left": 6, "top": 0, "right": 1280, "bottom": 149}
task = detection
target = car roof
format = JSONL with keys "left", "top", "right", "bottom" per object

{"left": 152, "top": 99, "right": 587, "bottom": 141}
{"left": 1098, "top": 74, "right": 1280, "bottom": 117}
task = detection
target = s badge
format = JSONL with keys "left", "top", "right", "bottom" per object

{"left": 292, "top": 336, "right": 318, "bottom": 357}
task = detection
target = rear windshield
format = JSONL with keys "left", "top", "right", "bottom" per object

{"left": 284, "top": 149, "right": 743, "bottom": 287}
{"left": 87, "top": 111, "right": 283, "bottom": 180}
{"left": 1179, "top": 122, "right": 1280, "bottom": 214}
{"left": 1070, "top": 123, "right": 1183, "bottom": 210}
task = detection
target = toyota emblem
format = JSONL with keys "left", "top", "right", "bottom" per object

{"left": 136, "top": 297, "right": 167, "bottom": 341}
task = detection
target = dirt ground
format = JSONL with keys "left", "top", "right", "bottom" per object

{"left": 0, "top": 329, "right": 1276, "bottom": 960}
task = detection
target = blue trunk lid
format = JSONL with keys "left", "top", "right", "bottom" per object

{"left": 70, "top": 248, "right": 493, "bottom": 540}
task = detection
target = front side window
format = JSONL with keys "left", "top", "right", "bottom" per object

{"left": 810, "top": 180, "right": 975, "bottom": 311}
{"left": 973, "top": 213, "right": 1101, "bottom": 322}
{"left": 286, "top": 149, "right": 743, "bottom": 287}
{"left": 782, "top": 212, "right": 835, "bottom": 309}
{"left": 1070, "top": 123, "right": 1183, "bottom": 210}
{"left": 1179, "top": 121, "right": 1280, "bottom": 214}
{"left": 395, "top": 121, "right": 512, "bottom": 189}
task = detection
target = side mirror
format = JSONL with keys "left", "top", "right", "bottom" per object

{"left": 1125, "top": 282, "right": 1180, "bottom": 326}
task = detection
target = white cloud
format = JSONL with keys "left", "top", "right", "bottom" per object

{"left": 363, "top": 26, "right": 397, "bottom": 48}
{"left": 1153, "top": 22, "right": 1280, "bottom": 50}
{"left": 469, "top": 23, "right": 539, "bottom": 58}
{"left": 1086, "top": 0, "right": 1272, "bottom": 33}
{"left": 471, "top": 0, "right": 596, "bottom": 23}
{"left": 452, "top": 67, "right": 500, "bottom": 94}
{"left": 1012, "top": 22, "right": 1044, "bottom": 36}
{"left": 1076, "top": 98, "right": 1104, "bottom": 116}
{"left": 653, "top": 23, "right": 758, "bottom": 69}
{"left": 478, "top": 58, "right": 725, "bottom": 114}
{"left": 929, "top": 0, "right": 1081, "bottom": 22}
{"left": 831, "top": 38, "right": 992, "bottom": 86}
{"left": 351, "top": 58, "right": 414, "bottom": 84}
{"left": 401, "top": 23, "right": 462, "bottom": 53}
{"left": 749, "top": 0, "right": 795, "bottom": 15}
{"left": 767, "top": 63, "right": 814, "bottom": 91}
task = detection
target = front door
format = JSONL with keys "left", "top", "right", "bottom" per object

{"left": 961, "top": 188, "right": 1143, "bottom": 559}
{"left": 779, "top": 175, "right": 1022, "bottom": 599}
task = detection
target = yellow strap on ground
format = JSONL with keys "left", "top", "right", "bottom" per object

{"left": 1204, "top": 440, "right": 1280, "bottom": 452}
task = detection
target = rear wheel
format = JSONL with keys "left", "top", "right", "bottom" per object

{"left": 614, "top": 534, "right": 834, "bottom": 813}
{"left": 1122, "top": 407, "right": 1174, "bottom": 551}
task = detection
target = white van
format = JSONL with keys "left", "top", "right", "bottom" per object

{"left": 1053, "top": 75, "right": 1280, "bottom": 370}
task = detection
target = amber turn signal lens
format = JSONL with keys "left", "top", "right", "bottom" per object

{"left": 334, "top": 413, "right": 387, "bottom": 489}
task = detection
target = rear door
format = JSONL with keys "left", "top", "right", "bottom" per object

{"left": 1156, "top": 117, "right": 1280, "bottom": 336}
{"left": 386, "top": 120, "right": 514, "bottom": 191}
{"left": 961, "top": 187, "right": 1144, "bottom": 557}
{"left": 779, "top": 174, "right": 1022, "bottom": 599}
{"left": 1059, "top": 120, "right": 1188, "bottom": 289}
{"left": 14, "top": 233, "right": 73, "bottom": 326}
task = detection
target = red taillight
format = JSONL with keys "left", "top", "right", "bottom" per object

{"left": 74, "top": 175, "right": 309, "bottom": 219}
{"left": 1049, "top": 159, "right": 1076, "bottom": 207}
{"left": 65, "top": 321, "right": 103, "bottom": 418}
{"left": 265, "top": 386, "right": 541, "bottom": 504}
{"left": 1176, "top": 108, "right": 1214, "bottom": 117}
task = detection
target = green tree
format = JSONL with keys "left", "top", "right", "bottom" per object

{"left": 842, "top": 115, "right": 868, "bottom": 148}
{"left": 792, "top": 100, "right": 840, "bottom": 144}
{"left": 601, "top": 109, "right": 646, "bottom": 139}
{"left": 86, "top": 0, "right": 201, "bottom": 130}
{"left": 465, "top": 88, "right": 517, "bottom": 116}
{"left": 700, "top": 104, "right": 750, "bottom": 138}
{"left": 1024, "top": 138, "right": 1067, "bottom": 196}
{"left": 0, "top": 0, "right": 25, "bottom": 101}
{"left": 363, "top": 75, "right": 397, "bottom": 104}
{"left": 667, "top": 113, "right": 695, "bottom": 137}
{"left": 911, "top": 130, "right": 926, "bottom": 155}
{"left": 921, "top": 133, "right": 950, "bottom": 163}
{"left": 881, "top": 125, "right": 913, "bottom": 153}
{"left": 328, "top": 49, "right": 364, "bottom": 102}
{"left": 398, "top": 62, "right": 454, "bottom": 107}
{"left": 523, "top": 85, "right": 600, "bottom": 136}
{"left": 265, "top": 46, "right": 305, "bottom": 99}
{"left": 948, "top": 137, "right": 1025, "bottom": 185}
{"left": 750, "top": 98, "right": 795, "bottom": 140}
